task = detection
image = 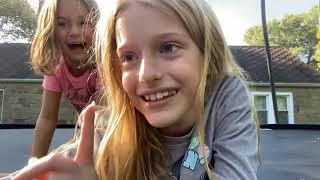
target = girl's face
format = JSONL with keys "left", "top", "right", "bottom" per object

{"left": 55, "top": 0, "right": 94, "bottom": 69}
{"left": 116, "top": 3, "right": 203, "bottom": 136}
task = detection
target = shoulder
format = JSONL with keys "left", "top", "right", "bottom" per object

{"left": 43, "top": 60, "right": 65, "bottom": 81}
{"left": 218, "top": 75, "right": 248, "bottom": 93}
{"left": 55, "top": 59, "right": 68, "bottom": 74}
{"left": 204, "top": 75, "right": 254, "bottom": 131}
{"left": 206, "top": 75, "right": 251, "bottom": 107}
{"left": 44, "top": 59, "right": 65, "bottom": 76}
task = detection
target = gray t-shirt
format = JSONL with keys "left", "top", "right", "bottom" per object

{"left": 164, "top": 124, "right": 195, "bottom": 178}
{"left": 27, "top": 76, "right": 258, "bottom": 180}
{"left": 167, "top": 76, "right": 259, "bottom": 180}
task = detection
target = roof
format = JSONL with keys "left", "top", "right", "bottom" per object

{"left": 230, "top": 46, "right": 320, "bottom": 83}
{"left": 1, "top": 43, "right": 320, "bottom": 83}
{"left": 0, "top": 43, "right": 41, "bottom": 79}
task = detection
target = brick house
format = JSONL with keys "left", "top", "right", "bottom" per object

{"left": 0, "top": 43, "right": 75, "bottom": 124}
{"left": 230, "top": 46, "right": 320, "bottom": 124}
{"left": 1, "top": 43, "right": 320, "bottom": 124}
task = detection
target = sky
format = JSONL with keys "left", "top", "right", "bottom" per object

{"left": 25, "top": 0, "right": 320, "bottom": 45}
{"left": 209, "top": 0, "right": 318, "bottom": 45}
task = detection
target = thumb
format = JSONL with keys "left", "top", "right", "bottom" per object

{"left": 74, "top": 102, "right": 96, "bottom": 164}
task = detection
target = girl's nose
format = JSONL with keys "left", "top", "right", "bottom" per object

{"left": 138, "top": 56, "right": 163, "bottom": 83}
{"left": 68, "top": 23, "right": 82, "bottom": 36}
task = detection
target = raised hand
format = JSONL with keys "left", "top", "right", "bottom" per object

{"left": 13, "top": 103, "right": 98, "bottom": 180}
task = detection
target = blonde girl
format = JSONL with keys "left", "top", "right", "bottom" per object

{"left": 13, "top": 0, "right": 258, "bottom": 179}
{"left": 29, "top": 0, "right": 99, "bottom": 160}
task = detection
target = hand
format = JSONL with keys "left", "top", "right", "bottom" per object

{"left": 27, "top": 157, "right": 38, "bottom": 165}
{"left": 13, "top": 103, "right": 98, "bottom": 180}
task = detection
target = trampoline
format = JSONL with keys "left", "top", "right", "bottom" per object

{"left": 0, "top": 125, "right": 319, "bottom": 179}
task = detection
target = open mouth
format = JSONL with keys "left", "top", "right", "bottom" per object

{"left": 141, "top": 89, "right": 178, "bottom": 102}
{"left": 68, "top": 42, "right": 87, "bottom": 50}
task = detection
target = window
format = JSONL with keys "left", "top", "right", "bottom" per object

{"left": 252, "top": 92, "right": 294, "bottom": 124}
{"left": 0, "top": 89, "right": 4, "bottom": 124}
{"left": 254, "top": 95, "right": 268, "bottom": 124}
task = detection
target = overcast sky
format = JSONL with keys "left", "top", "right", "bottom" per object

{"left": 209, "top": 0, "right": 318, "bottom": 45}
{"left": 26, "top": 0, "right": 319, "bottom": 45}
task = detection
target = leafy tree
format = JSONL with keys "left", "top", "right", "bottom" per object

{"left": 314, "top": 29, "right": 320, "bottom": 71}
{"left": 244, "top": 6, "right": 318, "bottom": 69}
{"left": 0, "top": 0, "right": 37, "bottom": 42}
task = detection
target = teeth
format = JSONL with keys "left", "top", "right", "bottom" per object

{"left": 156, "top": 92, "right": 163, "bottom": 99}
{"left": 71, "top": 42, "right": 84, "bottom": 45}
{"left": 69, "top": 42, "right": 86, "bottom": 47}
{"left": 69, "top": 43, "right": 85, "bottom": 49}
{"left": 163, "top": 91, "right": 169, "bottom": 96}
{"left": 143, "top": 90, "right": 177, "bottom": 101}
{"left": 150, "top": 94, "right": 156, "bottom": 101}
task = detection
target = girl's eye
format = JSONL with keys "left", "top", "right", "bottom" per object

{"left": 57, "top": 22, "right": 66, "bottom": 27}
{"left": 121, "top": 53, "right": 136, "bottom": 63}
{"left": 160, "top": 43, "right": 179, "bottom": 54}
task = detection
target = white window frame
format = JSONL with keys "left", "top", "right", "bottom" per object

{"left": 252, "top": 92, "right": 294, "bottom": 124}
{"left": 0, "top": 89, "right": 4, "bottom": 124}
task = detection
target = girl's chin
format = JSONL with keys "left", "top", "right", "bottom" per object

{"left": 145, "top": 116, "right": 176, "bottom": 129}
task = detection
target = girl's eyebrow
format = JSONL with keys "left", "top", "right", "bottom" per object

{"left": 151, "top": 32, "right": 191, "bottom": 44}
{"left": 155, "top": 32, "right": 189, "bottom": 40}
{"left": 116, "top": 32, "right": 190, "bottom": 54}
{"left": 116, "top": 43, "right": 135, "bottom": 55}
{"left": 56, "top": 15, "right": 87, "bottom": 20}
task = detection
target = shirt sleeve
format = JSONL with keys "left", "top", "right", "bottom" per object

{"left": 42, "top": 74, "right": 62, "bottom": 92}
{"left": 212, "top": 77, "right": 259, "bottom": 180}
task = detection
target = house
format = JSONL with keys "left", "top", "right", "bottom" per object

{"left": 0, "top": 43, "right": 75, "bottom": 124}
{"left": 0, "top": 43, "right": 320, "bottom": 124}
{"left": 230, "top": 46, "right": 320, "bottom": 124}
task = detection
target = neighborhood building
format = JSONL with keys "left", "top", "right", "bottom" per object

{"left": 0, "top": 43, "right": 75, "bottom": 124}
{"left": 1, "top": 43, "right": 320, "bottom": 124}
{"left": 230, "top": 46, "right": 320, "bottom": 124}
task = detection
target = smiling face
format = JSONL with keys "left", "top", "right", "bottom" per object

{"left": 55, "top": 0, "right": 94, "bottom": 71}
{"left": 116, "top": 3, "right": 203, "bottom": 136}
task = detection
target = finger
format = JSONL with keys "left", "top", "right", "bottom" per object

{"left": 74, "top": 102, "right": 96, "bottom": 164}
{"left": 13, "top": 154, "right": 78, "bottom": 180}
{"left": 37, "top": 172, "right": 49, "bottom": 180}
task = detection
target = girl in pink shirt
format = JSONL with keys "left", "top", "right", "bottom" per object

{"left": 29, "top": 0, "right": 99, "bottom": 161}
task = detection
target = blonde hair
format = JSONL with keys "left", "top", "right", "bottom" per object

{"left": 92, "top": 0, "right": 258, "bottom": 179}
{"left": 30, "top": 0, "right": 99, "bottom": 74}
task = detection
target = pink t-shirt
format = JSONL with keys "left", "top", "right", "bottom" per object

{"left": 42, "top": 60, "right": 101, "bottom": 113}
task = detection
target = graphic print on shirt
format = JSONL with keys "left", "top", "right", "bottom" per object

{"left": 65, "top": 81, "right": 95, "bottom": 113}
{"left": 182, "top": 136, "right": 210, "bottom": 171}
{"left": 169, "top": 172, "right": 178, "bottom": 180}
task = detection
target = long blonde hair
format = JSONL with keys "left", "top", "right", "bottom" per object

{"left": 93, "top": 0, "right": 256, "bottom": 179}
{"left": 30, "top": 0, "right": 99, "bottom": 74}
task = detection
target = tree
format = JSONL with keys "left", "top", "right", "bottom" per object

{"left": 313, "top": 29, "right": 320, "bottom": 71}
{"left": 244, "top": 6, "right": 318, "bottom": 70}
{"left": 0, "top": 0, "right": 37, "bottom": 42}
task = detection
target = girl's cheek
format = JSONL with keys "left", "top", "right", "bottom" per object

{"left": 122, "top": 72, "right": 134, "bottom": 95}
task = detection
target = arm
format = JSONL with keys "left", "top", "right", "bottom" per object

{"left": 212, "top": 77, "right": 259, "bottom": 180}
{"left": 31, "top": 89, "right": 62, "bottom": 158}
